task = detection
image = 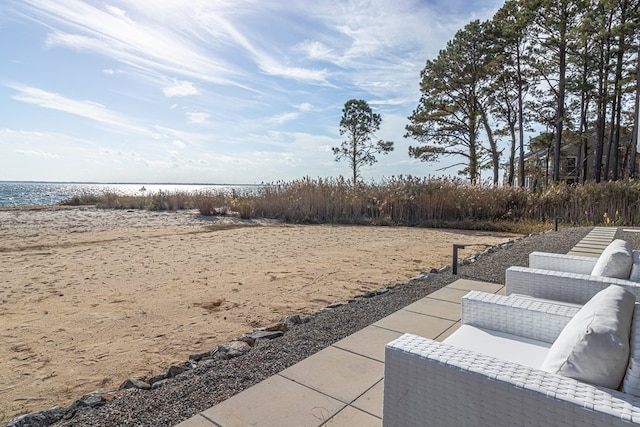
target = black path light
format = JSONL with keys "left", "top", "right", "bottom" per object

{"left": 452, "top": 244, "right": 466, "bottom": 275}
{"left": 555, "top": 216, "right": 562, "bottom": 231}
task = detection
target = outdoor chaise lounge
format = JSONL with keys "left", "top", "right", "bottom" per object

{"left": 506, "top": 239, "right": 640, "bottom": 304}
{"left": 383, "top": 287, "right": 640, "bottom": 426}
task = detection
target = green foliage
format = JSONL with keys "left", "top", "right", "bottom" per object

{"left": 333, "top": 99, "right": 394, "bottom": 183}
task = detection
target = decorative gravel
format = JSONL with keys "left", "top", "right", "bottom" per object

{"left": 36, "top": 226, "right": 637, "bottom": 426}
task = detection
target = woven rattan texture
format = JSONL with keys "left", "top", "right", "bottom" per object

{"left": 384, "top": 333, "right": 640, "bottom": 426}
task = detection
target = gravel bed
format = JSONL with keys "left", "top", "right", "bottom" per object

{"left": 22, "top": 226, "right": 639, "bottom": 426}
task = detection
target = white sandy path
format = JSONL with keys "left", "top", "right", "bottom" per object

{"left": 0, "top": 207, "right": 518, "bottom": 422}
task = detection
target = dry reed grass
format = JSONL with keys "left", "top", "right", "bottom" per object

{"left": 59, "top": 177, "right": 640, "bottom": 233}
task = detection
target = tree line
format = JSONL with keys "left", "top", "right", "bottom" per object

{"left": 405, "top": 0, "right": 640, "bottom": 186}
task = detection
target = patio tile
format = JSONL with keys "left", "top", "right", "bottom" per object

{"left": 323, "top": 406, "right": 381, "bottom": 426}
{"left": 425, "top": 286, "right": 469, "bottom": 303}
{"left": 402, "top": 297, "right": 461, "bottom": 321}
{"left": 351, "top": 379, "right": 384, "bottom": 418}
{"left": 448, "top": 278, "right": 503, "bottom": 293}
{"left": 573, "top": 242, "right": 609, "bottom": 249}
{"left": 201, "top": 374, "right": 344, "bottom": 427}
{"left": 580, "top": 236, "right": 615, "bottom": 242}
{"left": 373, "top": 310, "right": 455, "bottom": 338}
{"left": 568, "top": 248, "right": 602, "bottom": 257}
{"left": 280, "top": 346, "right": 384, "bottom": 404}
{"left": 332, "top": 325, "right": 402, "bottom": 362}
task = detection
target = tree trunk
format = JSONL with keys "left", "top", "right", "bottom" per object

{"left": 593, "top": 11, "right": 613, "bottom": 182}
{"left": 631, "top": 41, "right": 640, "bottom": 178}
{"left": 469, "top": 112, "right": 479, "bottom": 184}
{"left": 517, "top": 46, "right": 526, "bottom": 188}
{"left": 553, "top": 15, "right": 567, "bottom": 183}
{"left": 611, "top": 0, "right": 628, "bottom": 181}
{"left": 479, "top": 106, "right": 500, "bottom": 186}
{"left": 508, "top": 122, "right": 517, "bottom": 186}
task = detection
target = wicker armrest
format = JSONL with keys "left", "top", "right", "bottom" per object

{"left": 461, "top": 291, "right": 579, "bottom": 343}
{"left": 384, "top": 334, "right": 640, "bottom": 426}
{"left": 506, "top": 266, "right": 640, "bottom": 305}
{"left": 529, "top": 251, "right": 598, "bottom": 274}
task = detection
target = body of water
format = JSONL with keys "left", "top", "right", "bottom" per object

{"left": 0, "top": 182, "right": 259, "bottom": 207}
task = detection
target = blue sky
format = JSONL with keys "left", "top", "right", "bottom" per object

{"left": 0, "top": 0, "right": 504, "bottom": 184}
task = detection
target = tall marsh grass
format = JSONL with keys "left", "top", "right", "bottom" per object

{"left": 59, "top": 177, "right": 640, "bottom": 233}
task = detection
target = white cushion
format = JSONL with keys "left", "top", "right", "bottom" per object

{"left": 622, "top": 304, "right": 640, "bottom": 395}
{"left": 591, "top": 239, "right": 633, "bottom": 279}
{"left": 541, "top": 285, "right": 635, "bottom": 389}
{"left": 629, "top": 251, "right": 640, "bottom": 282}
{"left": 444, "top": 324, "right": 551, "bottom": 369}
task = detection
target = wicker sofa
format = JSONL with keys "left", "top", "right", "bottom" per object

{"left": 383, "top": 290, "right": 640, "bottom": 426}
{"left": 506, "top": 243, "right": 640, "bottom": 305}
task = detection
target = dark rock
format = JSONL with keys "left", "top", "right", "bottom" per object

{"left": 167, "top": 363, "right": 192, "bottom": 378}
{"left": 410, "top": 272, "right": 430, "bottom": 281}
{"left": 72, "top": 393, "right": 105, "bottom": 409}
{"left": 430, "top": 268, "right": 439, "bottom": 273}
{"left": 284, "top": 314, "right": 302, "bottom": 328}
{"left": 265, "top": 322, "right": 287, "bottom": 332}
{"left": 5, "top": 406, "right": 66, "bottom": 427}
{"left": 216, "top": 340, "right": 251, "bottom": 360}
{"left": 148, "top": 371, "right": 168, "bottom": 386}
{"left": 243, "top": 330, "right": 284, "bottom": 342}
{"left": 238, "top": 335, "right": 256, "bottom": 346}
{"left": 189, "top": 350, "right": 211, "bottom": 362}
{"left": 119, "top": 377, "right": 151, "bottom": 390}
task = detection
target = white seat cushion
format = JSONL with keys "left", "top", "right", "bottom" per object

{"left": 591, "top": 239, "right": 633, "bottom": 279}
{"left": 443, "top": 324, "right": 551, "bottom": 369}
{"left": 629, "top": 251, "right": 640, "bottom": 282}
{"left": 541, "top": 285, "right": 636, "bottom": 389}
{"left": 623, "top": 303, "right": 640, "bottom": 395}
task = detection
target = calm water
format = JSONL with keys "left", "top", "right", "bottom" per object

{"left": 0, "top": 182, "right": 259, "bottom": 207}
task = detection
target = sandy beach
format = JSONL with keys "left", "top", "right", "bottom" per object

{"left": 0, "top": 207, "right": 519, "bottom": 423}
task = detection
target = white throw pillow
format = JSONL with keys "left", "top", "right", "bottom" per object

{"left": 541, "top": 285, "right": 635, "bottom": 389}
{"left": 629, "top": 251, "right": 640, "bottom": 282}
{"left": 591, "top": 239, "right": 632, "bottom": 279}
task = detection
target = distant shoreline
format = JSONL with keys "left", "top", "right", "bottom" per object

{"left": 0, "top": 180, "right": 261, "bottom": 185}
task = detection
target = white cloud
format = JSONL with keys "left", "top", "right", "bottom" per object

{"left": 15, "top": 149, "right": 63, "bottom": 159}
{"left": 296, "top": 40, "right": 335, "bottom": 62}
{"left": 8, "top": 84, "right": 150, "bottom": 135}
{"left": 186, "top": 112, "right": 209, "bottom": 124}
{"left": 268, "top": 112, "right": 299, "bottom": 125}
{"left": 163, "top": 79, "right": 198, "bottom": 98}
{"left": 1, "top": 0, "right": 506, "bottom": 183}
{"left": 26, "top": 0, "right": 244, "bottom": 87}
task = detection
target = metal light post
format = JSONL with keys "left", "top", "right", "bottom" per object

{"left": 452, "top": 244, "right": 465, "bottom": 275}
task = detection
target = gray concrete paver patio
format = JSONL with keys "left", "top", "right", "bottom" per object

{"left": 176, "top": 228, "right": 616, "bottom": 427}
